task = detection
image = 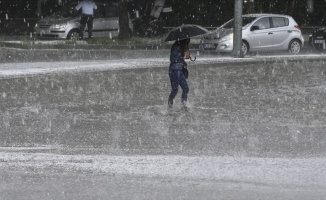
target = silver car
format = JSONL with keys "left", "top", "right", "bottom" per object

{"left": 201, "top": 14, "right": 304, "bottom": 55}
{"left": 34, "top": 2, "right": 132, "bottom": 40}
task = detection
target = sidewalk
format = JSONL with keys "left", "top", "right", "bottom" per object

{"left": 0, "top": 39, "right": 204, "bottom": 63}
{"left": 1, "top": 38, "right": 202, "bottom": 50}
{"left": 0, "top": 47, "right": 172, "bottom": 63}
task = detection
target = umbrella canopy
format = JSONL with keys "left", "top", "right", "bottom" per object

{"left": 163, "top": 24, "right": 209, "bottom": 42}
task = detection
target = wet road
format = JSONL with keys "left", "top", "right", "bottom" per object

{"left": 1, "top": 147, "right": 326, "bottom": 200}
{"left": 1, "top": 54, "right": 326, "bottom": 199}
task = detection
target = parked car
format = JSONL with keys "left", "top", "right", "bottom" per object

{"left": 200, "top": 14, "right": 304, "bottom": 55}
{"left": 34, "top": 2, "right": 132, "bottom": 40}
{"left": 309, "top": 28, "right": 326, "bottom": 51}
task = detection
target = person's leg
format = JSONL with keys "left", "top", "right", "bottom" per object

{"left": 79, "top": 15, "right": 87, "bottom": 39}
{"left": 179, "top": 72, "right": 189, "bottom": 106}
{"left": 168, "top": 70, "right": 180, "bottom": 107}
{"left": 87, "top": 16, "right": 93, "bottom": 39}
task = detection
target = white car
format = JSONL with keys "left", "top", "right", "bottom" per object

{"left": 201, "top": 14, "right": 304, "bottom": 55}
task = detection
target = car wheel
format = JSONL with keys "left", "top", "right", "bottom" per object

{"left": 242, "top": 41, "right": 249, "bottom": 56}
{"left": 288, "top": 39, "right": 301, "bottom": 54}
{"left": 67, "top": 30, "right": 79, "bottom": 40}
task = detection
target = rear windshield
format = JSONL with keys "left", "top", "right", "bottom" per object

{"left": 222, "top": 17, "right": 257, "bottom": 29}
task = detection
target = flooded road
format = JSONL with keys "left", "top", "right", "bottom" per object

{"left": 1, "top": 55, "right": 326, "bottom": 199}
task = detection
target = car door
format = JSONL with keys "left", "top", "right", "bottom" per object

{"left": 248, "top": 17, "right": 273, "bottom": 51}
{"left": 91, "top": 4, "right": 107, "bottom": 37}
{"left": 270, "top": 17, "right": 291, "bottom": 49}
{"left": 102, "top": 4, "right": 120, "bottom": 38}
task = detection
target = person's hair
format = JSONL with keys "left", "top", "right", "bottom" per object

{"left": 179, "top": 38, "right": 190, "bottom": 54}
{"left": 179, "top": 38, "right": 190, "bottom": 45}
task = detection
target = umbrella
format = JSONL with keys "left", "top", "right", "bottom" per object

{"left": 163, "top": 24, "right": 209, "bottom": 42}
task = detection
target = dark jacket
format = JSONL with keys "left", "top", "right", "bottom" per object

{"left": 169, "top": 41, "right": 187, "bottom": 71}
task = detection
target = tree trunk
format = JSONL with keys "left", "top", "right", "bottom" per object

{"left": 37, "top": 0, "right": 43, "bottom": 18}
{"left": 232, "top": 0, "right": 243, "bottom": 58}
{"left": 118, "top": 1, "right": 131, "bottom": 40}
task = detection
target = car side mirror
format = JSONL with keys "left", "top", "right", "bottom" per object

{"left": 251, "top": 26, "right": 260, "bottom": 31}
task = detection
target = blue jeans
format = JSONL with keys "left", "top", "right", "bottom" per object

{"left": 168, "top": 69, "right": 189, "bottom": 106}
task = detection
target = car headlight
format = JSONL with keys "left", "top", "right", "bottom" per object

{"left": 52, "top": 24, "right": 67, "bottom": 29}
{"left": 220, "top": 33, "right": 234, "bottom": 42}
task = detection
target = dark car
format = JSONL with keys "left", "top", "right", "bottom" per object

{"left": 309, "top": 28, "right": 326, "bottom": 51}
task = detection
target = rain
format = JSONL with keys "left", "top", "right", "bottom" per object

{"left": 1, "top": 0, "right": 326, "bottom": 199}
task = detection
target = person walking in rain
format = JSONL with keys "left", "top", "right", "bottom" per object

{"left": 75, "top": 0, "right": 97, "bottom": 40}
{"left": 168, "top": 38, "right": 191, "bottom": 110}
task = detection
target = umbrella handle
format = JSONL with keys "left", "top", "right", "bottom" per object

{"left": 190, "top": 56, "right": 196, "bottom": 62}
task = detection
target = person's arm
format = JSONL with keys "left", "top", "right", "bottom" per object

{"left": 181, "top": 50, "right": 187, "bottom": 67}
{"left": 75, "top": 2, "right": 82, "bottom": 11}
{"left": 180, "top": 46, "right": 188, "bottom": 67}
{"left": 182, "top": 59, "right": 187, "bottom": 67}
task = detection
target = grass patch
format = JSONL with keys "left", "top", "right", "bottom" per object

{"left": 0, "top": 34, "right": 34, "bottom": 42}
{"left": 85, "top": 37, "right": 164, "bottom": 46}
{"left": 0, "top": 35, "right": 165, "bottom": 46}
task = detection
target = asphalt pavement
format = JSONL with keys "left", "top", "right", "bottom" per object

{"left": 1, "top": 41, "right": 326, "bottom": 200}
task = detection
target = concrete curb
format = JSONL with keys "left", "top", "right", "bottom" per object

{"left": 2, "top": 41, "right": 178, "bottom": 50}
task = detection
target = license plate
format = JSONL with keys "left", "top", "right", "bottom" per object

{"left": 203, "top": 44, "right": 215, "bottom": 49}
{"left": 314, "top": 40, "right": 324, "bottom": 44}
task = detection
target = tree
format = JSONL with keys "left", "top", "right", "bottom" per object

{"left": 37, "top": 0, "right": 43, "bottom": 18}
{"left": 118, "top": 0, "right": 132, "bottom": 40}
{"left": 232, "top": 0, "right": 243, "bottom": 58}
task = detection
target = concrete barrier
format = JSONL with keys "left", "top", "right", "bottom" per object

{"left": 1, "top": 58, "right": 326, "bottom": 157}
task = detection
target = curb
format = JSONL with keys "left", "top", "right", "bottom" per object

{"left": 2, "top": 41, "right": 201, "bottom": 50}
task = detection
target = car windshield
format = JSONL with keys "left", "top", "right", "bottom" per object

{"left": 222, "top": 17, "right": 257, "bottom": 29}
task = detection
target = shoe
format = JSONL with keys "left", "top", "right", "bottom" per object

{"left": 167, "top": 103, "right": 173, "bottom": 112}
{"left": 182, "top": 106, "right": 190, "bottom": 112}
{"left": 182, "top": 101, "right": 188, "bottom": 107}
{"left": 168, "top": 99, "right": 173, "bottom": 109}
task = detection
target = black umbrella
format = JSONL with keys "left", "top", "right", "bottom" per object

{"left": 163, "top": 24, "right": 209, "bottom": 42}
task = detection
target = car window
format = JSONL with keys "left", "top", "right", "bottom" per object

{"left": 104, "top": 5, "right": 118, "bottom": 17}
{"left": 253, "top": 17, "right": 271, "bottom": 30}
{"left": 94, "top": 5, "right": 104, "bottom": 18}
{"left": 272, "top": 17, "right": 289, "bottom": 28}
{"left": 242, "top": 17, "right": 257, "bottom": 28}
{"left": 222, "top": 19, "right": 234, "bottom": 29}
